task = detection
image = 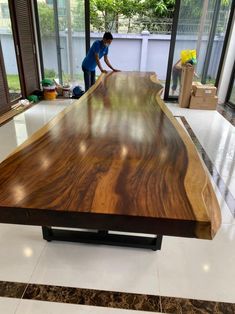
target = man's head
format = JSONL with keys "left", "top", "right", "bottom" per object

{"left": 103, "top": 32, "right": 113, "bottom": 46}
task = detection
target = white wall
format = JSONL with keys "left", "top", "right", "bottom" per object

{"left": 0, "top": 31, "right": 226, "bottom": 82}
{"left": 92, "top": 35, "right": 142, "bottom": 75}
{"left": 146, "top": 36, "right": 170, "bottom": 79}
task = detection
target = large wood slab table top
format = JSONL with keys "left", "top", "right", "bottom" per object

{"left": 0, "top": 72, "right": 221, "bottom": 240}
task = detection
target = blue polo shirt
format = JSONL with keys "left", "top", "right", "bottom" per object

{"left": 82, "top": 40, "right": 109, "bottom": 71}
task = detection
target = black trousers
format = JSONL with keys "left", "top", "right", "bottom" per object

{"left": 82, "top": 66, "right": 96, "bottom": 92}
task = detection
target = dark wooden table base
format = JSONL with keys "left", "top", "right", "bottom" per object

{"left": 42, "top": 227, "right": 163, "bottom": 251}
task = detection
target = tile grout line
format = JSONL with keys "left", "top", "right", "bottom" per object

{"left": 13, "top": 298, "right": 24, "bottom": 314}
{"left": 13, "top": 239, "right": 48, "bottom": 313}
{"left": 24, "top": 240, "right": 48, "bottom": 293}
{"left": 159, "top": 295, "right": 163, "bottom": 313}
{"left": 156, "top": 253, "right": 163, "bottom": 313}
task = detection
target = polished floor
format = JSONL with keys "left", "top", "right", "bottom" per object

{"left": 0, "top": 99, "right": 234, "bottom": 313}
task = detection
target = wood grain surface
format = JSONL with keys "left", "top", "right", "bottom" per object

{"left": 0, "top": 72, "right": 221, "bottom": 239}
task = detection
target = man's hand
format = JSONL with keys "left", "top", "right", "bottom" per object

{"left": 101, "top": 69, "right": 108, "bottom": 74}
{"left": 113, "top": 69, "right": 121, "bottom": 72}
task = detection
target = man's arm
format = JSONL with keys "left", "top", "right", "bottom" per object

{"left": 95, "top": 53, "right": 107, "bottom": 73}
{"left": 174, "top": 59, "right": 182, "bottom": 70}
{"left": 104, "top": 55, "right": 119, "bottom": 72}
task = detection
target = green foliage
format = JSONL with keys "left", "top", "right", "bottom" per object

{"left": 90, "top": 0, "right": 121, "bottom": 31}
{"left": 142, "top": 0, "right": 175, "bottom": 17}
{"left": 89, "top": 0, "right": 176, "bottom": 32}
{"left": 37, "top": 0, "right": 232, "bottom": 34}
{"left": 136, "top": 0, "right": 175, "bottom": 32}
{"left": 38, "top": 3, "right": 55, "bottom": 36}
{"left": 6, "top": 75, "right": 21, "bottom": 91}
{"left": 72, "top": 0, "right": 85, "bottom": 32}
{"left": 38, "top": 2, "right": 71, "bottom": 34}
{"left": 44, "top": 69, "right": 56, "bottom": 79}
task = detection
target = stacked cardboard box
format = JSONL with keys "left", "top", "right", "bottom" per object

{"left": 189, "top": 82, "right": 218, "bottom": 110}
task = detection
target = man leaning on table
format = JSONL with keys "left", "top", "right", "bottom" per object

{"left": 82, "top": 32, "right": 120, "bottom": 92}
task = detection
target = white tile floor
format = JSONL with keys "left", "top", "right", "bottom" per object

{"left": 0, "top": 298, "right": 159, "bottom": 314}
{"left": 0, "top": 224, "right": 46, "bottom": 282}
{"left": 0, "top": 100, "right": 234, "bottom": 313}
{"left": 15, "top": 300, "right": 159, "bottom": 314}
{"left": 29, "top": 242, "right": 159, "bottom": 294}
{"left": 0, "top": 297, "right": 20, "bottom": 314}
{"left": 157, "top": 224, "right": 235, "bottom": 302}
{"left": 0, "top": 100, "right": 72, "bottom": 163}
{"left": 166, "top": 103, "right": 235, "bottom": 187}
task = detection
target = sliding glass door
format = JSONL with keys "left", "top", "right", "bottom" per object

{"left": 165, "top": 0, "right": 233, "bottom": 99}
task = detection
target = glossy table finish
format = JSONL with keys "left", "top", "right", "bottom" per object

{"left": 0, "top": 72, "right": 221, "bottom": 240}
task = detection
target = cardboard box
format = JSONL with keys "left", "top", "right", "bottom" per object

{"left": 189, "top": 95, "right": 218, "bottom": 110}
{"left": 192, "top": 82, "right": 217, "bottom": 97}
{"left": 179, "top": 64, "right": 194, "bottom": 108}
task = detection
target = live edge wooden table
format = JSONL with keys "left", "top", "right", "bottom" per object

{"left": 0, "top": 72, "right": 221, "bottom": 251}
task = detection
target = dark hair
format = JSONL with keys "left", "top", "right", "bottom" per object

{"left": 103, "top": 32, "right": 113, "bottom": 40}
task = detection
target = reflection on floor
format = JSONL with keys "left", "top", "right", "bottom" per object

{"left": 0, "top": 100, "right": 234, "bottom": 314}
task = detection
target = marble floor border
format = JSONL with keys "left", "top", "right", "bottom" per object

{"left": 175, "top": 115, "right": 235, "bottom": 217}
{"left": 217, "top": 103, "right": 235, "bottom": 127}
{"left": 0, "top": 281, "right": 235, "bottom": 313}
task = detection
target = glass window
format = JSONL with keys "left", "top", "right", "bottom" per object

{"left": 46, "top": 0, "right": 53, "bottom": 5}
{"left": 0, "top": 0, "right": 22, "bottom": 102}
{"left": 207, "top": 0, "right": 232, "bottom": 84}
{"left": 37, "top": 0, "right": 86, "bottom": 88}
{"left": 169, "top": 0, "right": 233, "bottom": 97}
{"left": 1, "top": 3, "right": 9, "bottom": 18}
{"left": 59, "top": 0, "right": 86, "bottom": 87}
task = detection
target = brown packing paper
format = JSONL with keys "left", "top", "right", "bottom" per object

{"left": 179, "top": 64, "right": 194, "bottom": 108}
{"left": 192, "top": 82, "right": 217, "bottom": 97}
{"left": 189, "top": 95, "right": 218, "bottom": 110}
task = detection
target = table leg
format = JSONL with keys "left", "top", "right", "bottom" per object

{"left": 41, "top": 226, "right": 163, "bottom": 251}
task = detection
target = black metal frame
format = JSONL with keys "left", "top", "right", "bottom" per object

{"left": 215, "top": 1, "right": 235, "bottom": 87}
{"left": 53, "top": 0, "right": 63, "bottom": 85}
{"left": 164, "top": 0, "right": 181, "bottom": 101}
{"left": 85, "top": 0, "right": 91, "bottom": 53}
{"left": 33, "top": 0, "right": 44, "bottom": 79}
{"left": 226, "top": 59, "right": 235, "bottom": 109}
{"left": 7, "top": 0, "right": 25, "bottom": 100}
{"left": 42, "top": 226, "right": 163, "bottom": 251}
{"left": 201, "top": 0, "right": 221, "bottom": 84}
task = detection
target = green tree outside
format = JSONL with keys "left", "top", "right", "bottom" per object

{"left": 38, "top": 0, "right": 232, "bottom": 35}
{"left": 38, "top": 2, "right": 55, "bottom": 36}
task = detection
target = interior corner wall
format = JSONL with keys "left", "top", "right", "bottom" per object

{"left": 218, "top": 12, "right": 235, "bottom": 103}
